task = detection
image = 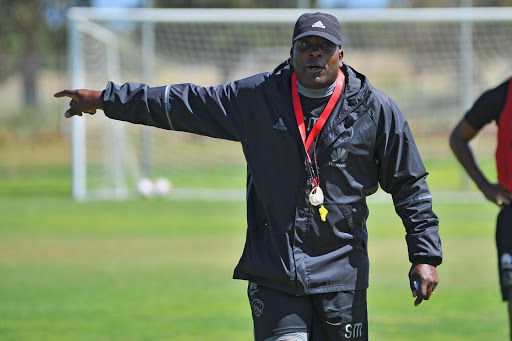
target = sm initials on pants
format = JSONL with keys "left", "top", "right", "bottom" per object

{"left": 345, "top": 323, "right": 363, "bottom": 339}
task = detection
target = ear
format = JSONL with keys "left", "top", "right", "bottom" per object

{"left": 338, "top": 49, "right": 344, "bottom": 68}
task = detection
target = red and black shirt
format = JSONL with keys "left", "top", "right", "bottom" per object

{"left": 464, "top": 77, "right": 512, "bottom": 192}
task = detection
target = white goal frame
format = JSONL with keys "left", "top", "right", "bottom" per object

{"left": 66, "top": 7, "right": 512, "bottom": 201}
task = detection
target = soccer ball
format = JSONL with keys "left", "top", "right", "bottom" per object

{"left": 136, "top": 177, "right": 154, "bottom": 198}
{"left": 153, "top": 177, "right": 173, "bottom": 197}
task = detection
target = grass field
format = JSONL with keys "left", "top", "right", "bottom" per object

{"left": 0, "top": 134, "right": 509, "bottom": 340}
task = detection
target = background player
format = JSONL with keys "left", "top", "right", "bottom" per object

{"left": 450, "top": 76, "right": 512, "bottom": 340}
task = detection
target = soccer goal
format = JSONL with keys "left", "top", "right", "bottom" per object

{"left": 66, "top": 7, "right": 512, "bottom": 201}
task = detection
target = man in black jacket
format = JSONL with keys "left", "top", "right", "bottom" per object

{"left": 55, "top": 12, "right": 442, "bottom": 341}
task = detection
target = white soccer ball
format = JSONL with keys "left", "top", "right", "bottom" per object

{"left": 153, "top": 177, "right": 173, "bottom": 197}
{"left": 136, "top": 177, "right": 154, "bottom": 198}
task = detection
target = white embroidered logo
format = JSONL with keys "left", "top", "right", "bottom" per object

{"left": 345, "top": 323, "right": 363, "bottom": 339}
{"left": 251, "top": 299, "right": 264, "bottom": 317}
{"left": 329, "top": 148, "right": 348, "bottom": 169}
{"left": 312, "top": 21, "right": 326, "bottom": 29}
{"left": 502, "top": 253, "right": 512, "bottom": 269}
{"left": 501, "top": 253, "right": 512, "bottom": 286}
{"left": 339, "top": 127, "right": 353, "bottom": 142}
{"left": 272, "top": 118, "right": 288, "bottom": 131}
{"left": 248, "top": 282, "right": 259, "bottom": 296}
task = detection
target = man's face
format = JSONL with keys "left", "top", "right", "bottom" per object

{"left": 290, "top": 35, "right": 343, "bottom": 89}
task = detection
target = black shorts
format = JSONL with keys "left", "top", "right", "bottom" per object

{"left": 496, "top": 205, "right": 512, "bottom": 301}
{"left": 247, "top": 282, "right": 368, "bottom": 341}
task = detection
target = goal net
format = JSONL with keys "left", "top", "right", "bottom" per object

{"left": 66, "top": 7, "right": 512, "bottom": 201}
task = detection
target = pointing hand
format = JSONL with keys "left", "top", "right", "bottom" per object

{"left": 54, "top": 89, "right": 103, "bottom": 118}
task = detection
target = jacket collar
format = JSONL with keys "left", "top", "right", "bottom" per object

{"left": 264, "top": 63, "right": 373, "bottom": 146}
{"left": 318, "top": 64, "right": 373, "bottom": 142}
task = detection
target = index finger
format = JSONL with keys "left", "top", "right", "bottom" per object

{"left": 414, "top": 285, "right": 424, "bottom": 306}
{"left": 54, "top": 90, "right": 78, "bottom": 101}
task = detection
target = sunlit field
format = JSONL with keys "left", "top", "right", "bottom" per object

{"left": 0, "top": 132, "right": 507, "bottom": 340}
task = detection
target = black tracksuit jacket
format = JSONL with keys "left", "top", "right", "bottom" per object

{"left": 102, "top": 63, "right": 443, "bottom": 296}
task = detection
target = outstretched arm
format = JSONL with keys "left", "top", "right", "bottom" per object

{"left": 449, "top": 118, "right": 511, "bottom": 207}
{"left": 56, "top": 81, "right": 245, "bottom": 141}
{"left": 54, "top": 89, "right": 103, "bottom": 118}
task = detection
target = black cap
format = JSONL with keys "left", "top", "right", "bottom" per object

{"left": 292, "top": 12, "right": 342, "bottom": 46}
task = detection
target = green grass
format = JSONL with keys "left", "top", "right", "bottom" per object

{"left": 0, "top": 197, "right": 507, "bottom": 340}
{"left": 0, "top": 136, "right": 508, "bottom": 340}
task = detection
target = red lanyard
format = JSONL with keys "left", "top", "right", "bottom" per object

{"left": 291, "top": 70, "right": 345, "bottom": 164}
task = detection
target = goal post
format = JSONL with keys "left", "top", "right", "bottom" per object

{"left": 66, "top": 7, "right": 512, "bottom": 201}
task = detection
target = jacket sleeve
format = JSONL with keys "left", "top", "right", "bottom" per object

{"left": 102, "top": 80, "right": 251, "bottom": 142}
{"left": 373, "top": 95, "right": 442, "bottom": 267}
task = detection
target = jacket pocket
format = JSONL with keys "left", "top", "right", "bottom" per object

{"left": 246, "top": 183, "right": 270, "bottom": 231}
{"left": 312, "top": 203, "right": 353, "bottom": 242}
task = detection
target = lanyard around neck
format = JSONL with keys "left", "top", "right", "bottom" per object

{"left": 291, "top": 70, "right": 345, "bottom": 162}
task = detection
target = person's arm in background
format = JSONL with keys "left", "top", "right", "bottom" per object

{"left": 449, "top": 118, "right": 511, "bottom": 207}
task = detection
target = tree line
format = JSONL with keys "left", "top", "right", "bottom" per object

{"left": 1, "top": 0, "right": 511, "bottom": 108}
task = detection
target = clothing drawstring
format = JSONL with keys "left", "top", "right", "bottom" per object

{"left": 272, "top": 58, "right": 291, "bottom": 75}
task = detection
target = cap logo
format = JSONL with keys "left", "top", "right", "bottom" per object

{"left": 292, "top": 13, "right": 342, "bottom": 46}
{"left": 312, "top": 21, "right": 326, "bottom": 29}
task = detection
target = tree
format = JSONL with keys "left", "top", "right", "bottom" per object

{"left": 0, "top": 1, "right": 45, "bottom": 107}
{"left": 0, "top": 0, "right": 89, "bottom": 109}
